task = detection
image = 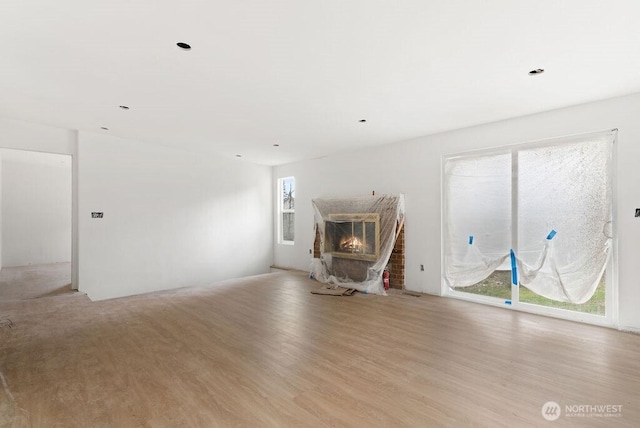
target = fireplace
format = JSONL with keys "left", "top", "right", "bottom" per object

{"left": 324, "top": 214, "right": 380, "bottom": 261}
{"left": 311, "top": 194, "right": 406, "bottom": 293}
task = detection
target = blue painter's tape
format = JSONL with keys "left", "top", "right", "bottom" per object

{"left": 469, "top": 235, "right": 474, "bottom": 245}
{"left": 546, "top": 229, "right": 557, "bottom": 240}
{"left": 510, "top": 249, "right": 518, "bottom": 285}
{"left": 505, "top": 300, "right": 512, "bottom": 305}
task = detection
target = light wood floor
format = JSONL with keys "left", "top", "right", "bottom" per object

{"left": 1, "top": 270, "right": 639, "bottom": 427}
{"left": 0, "top": 263, "right": 72, "bottom": 301}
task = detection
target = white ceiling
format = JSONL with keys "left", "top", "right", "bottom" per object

{"left": 1, "top": 1, "right": 640, "bottom": 166}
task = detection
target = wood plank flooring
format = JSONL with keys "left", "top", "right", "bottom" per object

{"left": 0, "top": 263, "right": 72, "bottom": 301}
{"left": 1, "top": 270, "right": 639, "bottom": 427}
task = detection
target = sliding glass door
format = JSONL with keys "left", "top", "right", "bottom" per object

{"left": 442, "top": 130, "right": 615, "bottom": 325}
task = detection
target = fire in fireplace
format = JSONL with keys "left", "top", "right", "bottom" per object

{"left": 324, "top": 214, "right": 380, "bottom": 261}
{"left": 340, "top": 236, "right": 363, "bottom": 252}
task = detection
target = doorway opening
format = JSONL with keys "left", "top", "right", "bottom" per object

{"left": 0, "top": 149, "right": 73, "bottom": 301}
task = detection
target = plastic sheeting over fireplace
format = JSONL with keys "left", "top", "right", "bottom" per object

{"left": 310, "top": 194, "right": 405, "bottom": 295}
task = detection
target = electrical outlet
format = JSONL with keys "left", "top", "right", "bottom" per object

{"left": 91, "top": 212, "right": 104, "bottom": 218}
{"left": 420, "top": 264, "right": 424, "bottom": 271}
{"left": 309, "top": 249, "right": 312, "bottom": 254}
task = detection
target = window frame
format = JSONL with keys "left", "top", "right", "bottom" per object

{"left": 278, "top": 176, "right": 295, "bottom": 245}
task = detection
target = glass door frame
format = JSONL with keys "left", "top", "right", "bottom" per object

{"left": 440, "top": 130, "right": 618, "bottom": 328}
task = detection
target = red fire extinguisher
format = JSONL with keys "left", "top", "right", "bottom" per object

{"left": 383, "top": 267, "right": 390, "bottom": 290}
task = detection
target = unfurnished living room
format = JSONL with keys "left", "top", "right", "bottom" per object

{"left": 1, "top": 1, "right": 640, "bottom": 427}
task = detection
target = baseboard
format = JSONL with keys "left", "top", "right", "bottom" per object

{"left": 619, "top": 325, "right": 640, "bottom": 335}
{"left": 269, "top": 265, "right": 306, "bottom": 273}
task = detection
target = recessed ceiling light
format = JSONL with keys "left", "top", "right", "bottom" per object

{"left": 119, "top": 105, "right": 130, "bottom": 110}
{"left": 529, "top": 69, "right": 544, "bottom": 75}
{"left": 100, "top": 127, "right": 109, "bottom": 130}
{"left": 177, "top": 42, "right": 191, "bottom": 50}
{"left": 359, "top": 119, "right": 367, "bottom": 123}
{"left": 235, "top": 154, "right": 242, "bottom": 157}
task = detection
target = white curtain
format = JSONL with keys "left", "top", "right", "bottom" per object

{"left": 444, "top": 130, "right": 614, "bottom": 304}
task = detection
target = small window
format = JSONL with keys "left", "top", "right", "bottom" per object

{"left": 278, "top": 177, "right": 295, "bottom": 244}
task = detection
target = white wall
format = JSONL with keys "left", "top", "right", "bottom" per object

{"left": 0, "top": 154, "right": 2, "bottom": 269}
{"left": 274, "top": 92, "right": 640, "bottom": 332}
{"left": 1, "top": 151, "right": 72, "bottom": 267}
{"left": 0, "top": 117, "right": 273, "bottom": 300}
{"left": 78, "top": 133, "right": 273, "bottom": 301}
